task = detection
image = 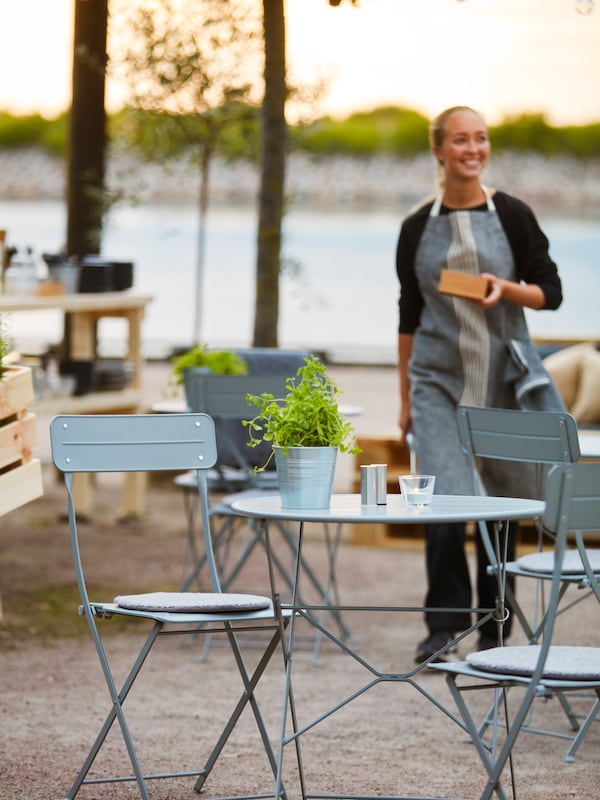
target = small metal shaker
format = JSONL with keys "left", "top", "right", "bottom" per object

{"left": 372, "top": 463, "right": 387, "bottom": 505}
{"left": 360, "top": 465, "right": 377, "bottom": 505}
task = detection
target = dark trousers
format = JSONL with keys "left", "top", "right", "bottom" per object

{"left": 423, "top": 521, "right": 515, "bottom": 640}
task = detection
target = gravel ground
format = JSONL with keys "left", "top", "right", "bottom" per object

{"left": 1, "top": 363, "right": 599, "bottom": 799}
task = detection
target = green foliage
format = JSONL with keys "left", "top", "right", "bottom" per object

{"left": 489, "top": 113, "right": 559, "bottom": 154}
{"left": 290, "top": 107, "right": 430, "bottom": 157}
{"left": 110, "top": 102, "right": 260, "bottom": 163}
{"left": 244, "top": 356, "right": 360, "bottom": 468}
{"left": 1, "top": 105, "right": 600, "bottom": 164}
{"left": 109, "top": 0, "right": 261, "bottom": 162}
{"left": 170, "top": 344, "right": 248, "bottom": 385}
{"left": 0, "top": 111, "right": 67, "bottom": 157}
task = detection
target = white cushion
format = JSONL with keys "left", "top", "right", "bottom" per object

{"left": 543, "top": 343, "right": 600, "bottom": 424}
{"left": 467, "top": 645, "right": 600, "bottom": 680}
{"left": 543, "top": 343, "right": 593, "bottom": 410}
{"left": 114, "top": 591, "right": 271, "bottom": 613}
{"left": 516, "top": 548, "right": 600, "bottom": 574}
{"left": 570, "top": 346, "right": 600, "bottom": 424}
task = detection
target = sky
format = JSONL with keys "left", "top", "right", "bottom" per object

{"left": 1, "top": 0, "right": 599, "bottom": 126}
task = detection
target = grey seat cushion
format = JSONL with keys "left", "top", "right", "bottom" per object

{"left": 516, "top": 548, "right": 600, "bottom": 574}
{"left": 114, "top": 591, "right": 271, "bottom": 613}
{"left": 467, "top": 645, "right": 600, "bottom": 680}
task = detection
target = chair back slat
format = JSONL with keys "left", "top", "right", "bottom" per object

{"left": 184, "top": 372, "right": 293, "bottom": 476}
{"left": 50, "top": 413, "right": 217, "bottom": 473}
{"left": 184, "top": 373, "right": 288, "bottom": 418}
{"left": 544, "top": 462, "right": 600, "bottom": 534}
{"left": 457, "top": 406, "right": 580, "bottom": 465}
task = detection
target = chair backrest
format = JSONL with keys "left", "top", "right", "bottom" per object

{"left": 457, "top": 405, "right": 580, "bottom": 467}
{"left": 50, "top": 413, "right": 225, "bottom": 592}
{"left": 184, "top": 372, "right": 290, "bottom": 478}
{"left": 183, "top": 349, "right": 312, "bottom": 472}
{"left": 543, "top": 462, "right": 600, "bottom": 616}
{"left": 184, "top": 373, "right": 289, "bottom": 419}
{"left": 50, "top": 412, "right": 217, "bottom": 474}
{"left": 457, "top": 406, "right": 581, "bottom": 565}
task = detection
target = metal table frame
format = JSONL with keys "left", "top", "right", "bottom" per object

{"left": 232, "top": 492, "right": 545, "bottom": 800}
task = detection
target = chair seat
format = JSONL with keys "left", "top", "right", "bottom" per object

{"left": 114, "top": 591, "right": 271, "bottom": 612}
{"left": 516, "top": 548, "right": 600, "bottom": 574}
{"left": 467, "top": 645, "right": 600, "bottom": 681}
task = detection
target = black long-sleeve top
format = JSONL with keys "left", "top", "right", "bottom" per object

{"left": 396, "top": 191, "right": 563, "bottom": 334}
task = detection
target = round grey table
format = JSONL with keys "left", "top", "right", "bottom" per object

{"left": 231, "top": 492, "right": 544, "bottom": 525}
{"left": 231, "top": 492, "right": 545, "bottom": 800}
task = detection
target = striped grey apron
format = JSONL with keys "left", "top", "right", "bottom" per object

{"left": 409, "top": 187, "right": 563, "bottom": 498}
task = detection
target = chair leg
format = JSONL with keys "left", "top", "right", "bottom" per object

{"left": 444, "top": 671, "right": 549, "bottom": 800}
{"left": 69, "top": 622, "right": 161, "bottom": 800}
{"left": 565, "top": 695, "right": 600, "bottom": 762}
{"left": 194, "top": 621, "right": 290, "bottom": 796}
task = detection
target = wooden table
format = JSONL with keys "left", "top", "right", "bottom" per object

{"left": 0, "top": 292, "right": 153, "bottom": 516}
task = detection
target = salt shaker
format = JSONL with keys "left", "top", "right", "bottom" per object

{"left": 372, "top": 463, "right": 387, "bottom": 505}
{"left": 360, "top": 465, "right": 377, "bottom": 505}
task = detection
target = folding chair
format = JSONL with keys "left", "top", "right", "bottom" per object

{"left": 177, "top": 361, "right": 351, "bottom": 656}
{"left": 177, "top": 347, "right": 312, "bottom": 593}
{"left": 432, "top": 462, "right": 600, "bottom": 799}
{"left": 50, "top": 412, "right": 292, "bottom": 800}
{"left": 456, "top": 404, "right": 581, "bottom": 642}
{"left": 457, "top": 405, "right": 600, "bottom": 760}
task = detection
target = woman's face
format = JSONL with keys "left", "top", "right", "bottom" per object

{"left": 433, "top": 110, "right": 490, "bottom": 184}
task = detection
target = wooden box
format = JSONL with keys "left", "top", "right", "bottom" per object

{"left": 438, "top": 269, "right": 489, "bottom": 300}
{"left": 0, "top": 365, "right": 43, "bottom": 516}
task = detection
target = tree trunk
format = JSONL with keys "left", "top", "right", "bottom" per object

{"left": 253, "top": 0, "right": 287, "bottom": 347}
{"left": 194, "top": 144, "right": 211, "bottom": 345}
{"left": 66, "top": 0, "right": 108, "bottom": 257}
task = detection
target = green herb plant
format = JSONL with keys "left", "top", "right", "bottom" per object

{"left": 170, "top": 344, "right": 248, "bottom": 387}
{"left": 244, "top": 355, "right": 360, "bottom": 470}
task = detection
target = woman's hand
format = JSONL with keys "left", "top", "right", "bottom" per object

{"left": 399, "top": 404, "right": 412, "bottom": 446}
{"left": 475, "top": 272, "right": 546, "bottom": 310}
{"left": 477, "top": 272, "right": 503, "bottom": 307}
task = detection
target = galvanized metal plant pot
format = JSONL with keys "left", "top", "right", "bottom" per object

{"left": 273, "top": 445, "right": 337, "bottom": 509}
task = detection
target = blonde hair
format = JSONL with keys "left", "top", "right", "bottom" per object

{"left": 429, "top": 106, "right": 488, "bottom": 188}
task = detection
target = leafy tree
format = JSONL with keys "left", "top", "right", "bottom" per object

{"left": 110, "top": 0, "right": 262, "bottom": 345}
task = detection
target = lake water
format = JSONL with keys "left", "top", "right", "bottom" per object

{"left": 1, "top": 200, "right": 598, "bottom": 363}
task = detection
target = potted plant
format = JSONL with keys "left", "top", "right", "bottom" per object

{"left": 244, "top": 355, "right": 360, "bottom": 508}
{"left": 170, "top": 344, "right": 248, "bottom": 386}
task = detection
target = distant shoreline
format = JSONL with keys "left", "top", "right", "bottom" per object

{"left": 2, "top": 148, "right": 600, "bottom": 218}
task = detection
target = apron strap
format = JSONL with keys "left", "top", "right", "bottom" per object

{"left": 430, "top": 184, "right": 495, "bottom": 217}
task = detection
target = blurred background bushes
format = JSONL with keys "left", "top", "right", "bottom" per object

{"left": 1, "top": 105, "right": 599, "bottom": 161}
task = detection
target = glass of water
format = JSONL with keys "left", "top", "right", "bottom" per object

{"left": 399, "top": 475, "right": 435, "bottom": 507}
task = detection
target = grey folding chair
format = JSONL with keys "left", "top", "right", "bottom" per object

{"left": 457, "top": 404, "right": 582, "bottom": 642}
{"left": 432, "top": 462, "right": 600, "bottom": 800}
{"left": 176, "top": 369, "right": 350, "bottom": 658}
{"left": 50, "top": 412, "right": 292, "bottom": 800}
{"left": 177, "top": 347, "right": 313, "bottom": 594}
{"left": 457, "top": 404, "right": 600, "bottom": 759}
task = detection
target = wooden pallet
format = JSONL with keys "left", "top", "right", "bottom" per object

{"left": 0, "top": 365, "right": 43, "bottom": 517}
{"left": 0, "top": 364, "right": 44, "bottom": 619}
